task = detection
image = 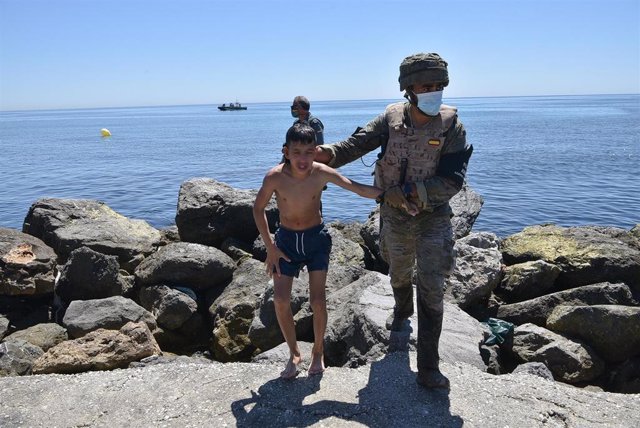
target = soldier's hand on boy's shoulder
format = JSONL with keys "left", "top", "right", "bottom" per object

{"left": 265, "top": 245, "right": 290, "bottom": 278}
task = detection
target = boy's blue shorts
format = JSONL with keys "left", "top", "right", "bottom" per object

{"left": 274, "top": 223, "right": 332, "bottom": 277}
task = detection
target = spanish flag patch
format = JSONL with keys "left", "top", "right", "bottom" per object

{"left": 428, "top": 139, "right": 441, "bottom": 146}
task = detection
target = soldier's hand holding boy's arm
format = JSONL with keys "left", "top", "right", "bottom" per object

{"left": 383, "top": 185, "right": 418, "bottom": 216}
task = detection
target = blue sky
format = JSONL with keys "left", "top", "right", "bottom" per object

{"left": 1, "top": 0, "right": 638, "bottom": 110}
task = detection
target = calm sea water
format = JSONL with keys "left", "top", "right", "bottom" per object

{"left": 1, "top": 95, "right": 638, "bottom": 237}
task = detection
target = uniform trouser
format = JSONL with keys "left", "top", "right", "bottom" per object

{"left": 380, "top": 204, "right": 455, "bottom": 372}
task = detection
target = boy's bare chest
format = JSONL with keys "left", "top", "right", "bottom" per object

{"left": 277, "top": 175, "right": 323, "bottom": 202}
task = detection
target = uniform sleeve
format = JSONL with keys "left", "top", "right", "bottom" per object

{"left": 415, "top": 117, "right": 470, "bottom": 207}
{"left": 309, "top": 117, "right": 325, "bottom": 145}
{"left": 318, "top": 113, "right": 389, "bottom": 168}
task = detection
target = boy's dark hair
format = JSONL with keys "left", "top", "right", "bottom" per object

{"left": 285, "top": 122, "right": 316, "bottom": 147}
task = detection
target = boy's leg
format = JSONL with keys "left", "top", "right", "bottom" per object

{"left": 308, "top": 269, "right": 328, "bottom": 375}
{"left": 273, "top": 274, "right": 301, "bottom": 379}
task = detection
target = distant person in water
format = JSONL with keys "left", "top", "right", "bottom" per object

{"left": 253, "top": 122, "right": 383, "bottom": 379}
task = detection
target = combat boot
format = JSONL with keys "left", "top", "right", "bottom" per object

{"left": 385, "top": 286, "right": 414, "bottom": 331}
{"left": 385, "top": 309, "right": 413, "bottom": 331}
{"left": 416, "top": 369, "right": 450, "bottom": 389}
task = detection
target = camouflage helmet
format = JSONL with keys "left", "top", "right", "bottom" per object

{"left": 398, "top": 53, "right": 449, "bottom": 91}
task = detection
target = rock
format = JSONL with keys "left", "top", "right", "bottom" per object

{"left": 22, "top": 198, "right": 162, "bottom": 272}
{"left": 1, "top": 356, "right": 640, "bottom": 427}
{"left": 4, "top": 323, "right": 67, "bottom": 351}
{"left": 512, "top": 323, "right": 604, "bottom": 384}
{"left": 321, "top": 271, "right": 488, "bottom": 370}
{"left": 208, "top": 258, "right": 266, "bottom": 361}
{"left": 512, "top": 362, "right": 554, "bottom": 381}
{"left": 449, "top": 183, "right": 484, "bottom": 239}
{"left": 220, "top": 237, "right": 254, "bottom": 262}
{"left": 252, "top": 341, "right": 314, "bottom": 366}
{"left": 359, "top": 209, "right": 388, "bottom": 273}
{"left": 500, "top": 225, "right": 640, "bottom": 293}
{"left": 158, "top": 225, "right": 180, "bottom": 245}
{"left": 0, "top": 227, "right": 57, "bottom": 296}
{"left": 0, "top": 339, "right": 44, "bottom": 376}
{"left": 497, "top": 260, "right": 560, "bottom": 303}
{"left": 32, "top": 322, "right": 161, "bottom": 374}
{"left": 152, "top": 313, "right": 210, "bottom": 354}
{"left": 56, "top": 247, "right": 129, "bottom": 302}
{"left": 0, "top": 295, "right": 54, "bottom": 331}
{"left": 547, "top": 304, "right": 640, "bottom": 363}
{"left": 496, "top": 282, "right": 636, "bottom": 327}
{"left": 247, "top": 275, "right": 309, "bottom": 352}
{"left": 0, "top": 315, "right": 8, "bottom": 340}
{"left": 327, "top": 225, "right": 366, "bottom": 269}
{"left": 607, "top": 357, "right": 640, "bottom": 394}
{"left": 445, "top": 232, "right": 503, "bottom": 311}
{"left": 135, "top": 242, "right": 236, "bottom": 291}
{"left": 139, "top": 285, "right": 198, "bottom": 330}
{"left": 249, "top": 265, "right": 366, "bottom": 353}
{"left": 175, "top": 178, "right": 278, "bottom": 247}
{"left": 62, "top": 296, "right": 156, "bottom": 339}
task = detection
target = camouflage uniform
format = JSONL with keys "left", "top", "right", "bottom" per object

{"left": 319, "top": 74, "right": 468, "bottom": 373}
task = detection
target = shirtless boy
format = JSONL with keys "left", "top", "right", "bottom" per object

{"left": 253, "top": 123, "right": 383, "bottom": 379}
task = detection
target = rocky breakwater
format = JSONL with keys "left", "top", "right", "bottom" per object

{"left": 1, "top": 176, "right": 638, "bottom": 401}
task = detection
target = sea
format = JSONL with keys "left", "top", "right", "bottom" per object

{"left": 1, "top": 94, "right": 638, "bottom": 238}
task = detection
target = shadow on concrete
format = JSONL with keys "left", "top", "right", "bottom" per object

{"left": 231, "top": 334, "right": 463, "bottom": 427}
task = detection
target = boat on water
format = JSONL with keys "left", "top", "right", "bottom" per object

{"left": 218, "top": 102, "right": 247, "bottom": 111}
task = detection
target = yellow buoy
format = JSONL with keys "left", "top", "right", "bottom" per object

{"left": 100, "top": 128, "right": 111, "bottom": 137}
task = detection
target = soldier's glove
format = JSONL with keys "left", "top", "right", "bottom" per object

{"left": 383, "top": 185, "right": 408, "bottom": 209}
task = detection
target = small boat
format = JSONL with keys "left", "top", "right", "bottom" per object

{"left": 218, "top": 102, "right": 247, "bottom": 111}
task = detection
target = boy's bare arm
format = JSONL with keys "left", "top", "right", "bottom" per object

{"left": 320, "top": 164, "right": 383, "bottom": 200}
{"left": 252, "top": 174, "right": 290, "bottom": 277}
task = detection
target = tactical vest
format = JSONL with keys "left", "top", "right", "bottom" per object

{"left": 374, "top": 102, "right": 457, "bottom": 206}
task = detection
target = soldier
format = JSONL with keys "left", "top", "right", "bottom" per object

{"left": 291, "top": 96, "right": 325, "bottom": 145}
{"left": 315, "top": 53, "right": 473, "bottom": 389}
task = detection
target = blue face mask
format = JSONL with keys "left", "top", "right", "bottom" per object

{"left": 416, "top": 90, "right": 443, "bottom": 116}
{"left": 291, "top": 111, "right": 299, "bottom": 118}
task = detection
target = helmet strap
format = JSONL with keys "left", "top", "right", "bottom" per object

{"left": 404, "top": 89, "right": 418, "bottom": 105}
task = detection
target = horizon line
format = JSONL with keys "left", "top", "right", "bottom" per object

{"left": 1, "top": 92, "right": 638, "bottom": 114}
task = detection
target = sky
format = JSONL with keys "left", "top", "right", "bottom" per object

{"left": 0, "top": 0, "right": 639, "bottom": 111}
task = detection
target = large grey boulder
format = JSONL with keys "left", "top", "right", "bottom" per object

{"left": 22, "top": 198, "right": 162, "bottom": 272}
{"left": 135, "top": 242, "right": 236, "bottom": 291}
{"left": 175, "top": 178, "right": 278, "bottom": 247}
{"left": 0, "top": 228, "right": 57, "bottom": 296}
{"left": 512, "top": 361, "right": 554, "bottom": 381}
{"left": 327, "top": 225, "right": 366, "bottom": 269}
{"left": 496, "top": 282, "right": 636, "bottom": 327}
{"left": 445, "top": 232, "right": 503, "bottom": 310}
{"left": 0, "top": 338, "right": 44, "bottom": 376}
{"left": 62, "top": 296, "right": 156, "bottom": 338}
{"left": 320, "top": 271, "right": 487, "bottom": 370}
{"left": 56, "top": 247, "right": 130, "bottom": 302}
{"left": 208, "top": 258, "right": 266, "bottom": 361}
{"left": 4, "top": 323, "right": 68, "bottom": 351}
{"left": 32, "top": 322, "right": 161, "bottom": 374}
{"left": 0, "top": 315, "right": 8, "bottom": 340}
{"left": 500, "top": 225, "right": 640, "bottom": 293}
{"left": 139, "top": 285, "right": 198, "bottom": 331}
{"left": 449, "top": 183, "right": 484, "bottom": 239}
{"left": 512, "top": 323, "right": 604, "bottom": 384}
{"left": 547, "top": 304, "right": 640, "bottom": 363}
{"left": 249, "top": 265, "right": 366, "bottom": 352}
{"left": 497, "top": 260, "right": 560, "bottom": 303}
